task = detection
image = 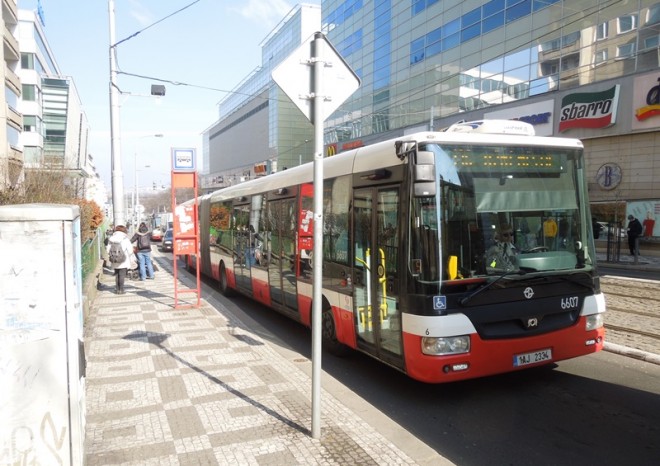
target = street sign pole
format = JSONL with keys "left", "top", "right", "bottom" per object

{"left": 271, "top": 31, "right": 359, "bottom": 441}
{"left": 311, "top": 32, "right": 324, "bottom": 440}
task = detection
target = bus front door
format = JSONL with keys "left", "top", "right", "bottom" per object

{"left": 352, "top": 187, "right": 403, "bottom": 368}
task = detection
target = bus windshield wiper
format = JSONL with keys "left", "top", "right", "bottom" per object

{"left": 459, "top": 267, "right": 534, "bottom": 306}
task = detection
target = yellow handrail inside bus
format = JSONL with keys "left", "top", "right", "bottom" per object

{"left": 356, "top": 247, "right": 389, "bottom": 330}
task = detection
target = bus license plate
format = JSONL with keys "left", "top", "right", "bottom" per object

{"left": 513, "top": 348, "right": 552, "bottom": 367}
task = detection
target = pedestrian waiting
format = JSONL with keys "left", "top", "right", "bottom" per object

{"left": 131, "top": 222, "right": 155, "bottom": 281}
{"left": 627, "top": 214, "right": 643, "bottom": 256}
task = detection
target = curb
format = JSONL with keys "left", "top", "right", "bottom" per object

{"left": 604, "top": 342, "right": 660, "bottom": 366}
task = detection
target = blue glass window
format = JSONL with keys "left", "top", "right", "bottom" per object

{"left": 443, "top": 18, "right": 460, "bottom": 38}
{"left": 483, "top": 11, "right": 505, "bottom": 33}
{"left": 374, "top": 54, "right": 389, "bottom": 70}
{"left": 374, "top": 39, "right": 390, "bottom": 65}
{"left": 443, "top": 33, "right": 460, "bottom": 50}
{"left": 483, "top": 0, "right": 505, "bottom": 17}
{"left": 375, "top": 32, "right": 389, "bottom": 49}
{"left": 425, "top": 41, "right": 443, "bottom": 58}
{"left": 461, "top": 23, "right": 481, "bottom": 43}
{"left": 338, "top": 30, "right": 363, "bottom": 57}
{"left": 324, "top": 0, "right": 364, "bottom": 28}
{"left": 427, "top": 27, "right": 441, "bottom": 45}
{"left": 462, "top": 8, "right": 481, "bottom": 28}
{"left": 412, "top": 0, "right": 425, "bottom": 15}
{"left": 506, "top": 0, "right": 531, "bottom": 23}
{"left": 532, "top": 0, "right": 559, "bottom": 12}
{"left": 374, "top": 67, "right": 390, "bottom": 90}
{"left": 411, "top": 37, "right": 425, "bottom": 64}
{"left": 407, "top": 0, "right": 550, "bottom": 65}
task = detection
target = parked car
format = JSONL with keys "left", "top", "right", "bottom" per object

{"left": 150, "top": 227, "right": 162, "bottom": 242}
{"left": 161, "top": 229, "right": 173, "bottom": 252}
{"left": 597, "top": 221, "right": 626, "bottom": 239}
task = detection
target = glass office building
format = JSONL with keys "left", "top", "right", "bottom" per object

{"left": 203, "top": 4, "right": 321, "bottom": 190}
{"left": 322, "top": 0, "right": 660, "bottom": 225}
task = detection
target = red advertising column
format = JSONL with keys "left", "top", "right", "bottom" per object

{"left": 171, "top": 148, "right": 200, "bottom": 308}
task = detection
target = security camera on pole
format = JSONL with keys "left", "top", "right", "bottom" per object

{"left": 272, "top": 32, "right": 360, "bottom": 440}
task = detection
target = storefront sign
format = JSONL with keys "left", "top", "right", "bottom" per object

{"left": 485, "top": 100, "right": 554, "bottom": 136}
{"left": 342, "top": 140, "right": 364, "bottom": 151}
{"left": 559, "top": 85, "right": 619, "bottom": 132}
{"left": 596, "top": 163, "right": 622, "bottom": 190}
{"left": 635, "top": 76, "right": 660, "bottom": 121}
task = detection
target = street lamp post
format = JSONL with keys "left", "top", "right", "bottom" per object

{"left": 133, "top": 162, "right": 150, "bottom": 228}
{"left": 108, "top": 0, "right": 167, "bottom": 227}
{"left": 108, "top": 0, "right": 124, "bottom": 226}
{"left": 134, "top": 134, "right": 163, "bottom": 229}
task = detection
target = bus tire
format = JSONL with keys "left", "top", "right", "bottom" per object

{"left": 218, "top": 262, "right": 235, "bottom": 297}
{"left": 322, "top": 304, "right": 351, "bottom": 357}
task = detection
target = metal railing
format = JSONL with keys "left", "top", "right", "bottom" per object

{"left": 81, "top": 226, "right": 107, "bottom": 283}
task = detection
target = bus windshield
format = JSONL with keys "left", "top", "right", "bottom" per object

{"left": 409, "top": 143, "right": 593, "bottom": 288}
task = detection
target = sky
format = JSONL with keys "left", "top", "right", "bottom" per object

{"left": 18, "top": 0, "right": 313, "bottom": 195}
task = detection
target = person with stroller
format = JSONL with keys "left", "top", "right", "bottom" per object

{"left": 131, "top": 222, "right": 155, "bottom": 281}
{"left": 106, "top": 225, "right": 134, "bottom": 294}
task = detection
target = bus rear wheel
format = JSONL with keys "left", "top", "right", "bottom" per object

{"left": 219, "top": 262, "right": 235, "bottom": 297}
{"left": 322, "top": 305, "right": 350, "bottom": 357}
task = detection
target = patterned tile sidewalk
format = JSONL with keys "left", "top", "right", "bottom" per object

{"left": 85, "top": 255, "right": 445, "bottom": 465}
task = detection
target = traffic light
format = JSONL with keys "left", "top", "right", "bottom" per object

{"left": 153, "top": 182, "right": 157, "bottom": 190}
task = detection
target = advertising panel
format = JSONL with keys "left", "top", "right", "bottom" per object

{"left": 632, "top": 73, "right": 660, "bottom": 131}
{"left": 485, "top": 100, "right": 554, "bottom": 136}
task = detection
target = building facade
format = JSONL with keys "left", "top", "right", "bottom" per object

{"left": 1, "top": 0, "right": 21, "bottom": 192}
{"left": 321, "top": 0, "right": 660, "bottom": 233}
{"left": 202, "top": 4, "right": 321, "bottom": 192}
{"left": 16, "top": 8, "right": 102, "bottom": 201}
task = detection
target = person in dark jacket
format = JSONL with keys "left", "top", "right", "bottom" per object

{"left": 626, "top": 214, "right": 643, "bottom": 256}
{"left": 131, "top": 222, "right": 155, "bottom": 280}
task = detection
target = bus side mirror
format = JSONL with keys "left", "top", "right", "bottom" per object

{"left": 413, "top": 150, "right": 436, "bottom": 197}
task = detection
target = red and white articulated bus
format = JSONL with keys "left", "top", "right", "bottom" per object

{"left": 185, "top": 120, "right": 605, "bottom": 383}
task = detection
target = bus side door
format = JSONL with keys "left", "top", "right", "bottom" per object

{"left": 352, "top": 186, "right": 403, "bottom": 368}
{"left": 267, "top": 198, "right": 298, "bottom": 312}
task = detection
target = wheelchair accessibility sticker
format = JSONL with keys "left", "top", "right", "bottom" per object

{"left": 433, "top": 296, "right": 447, "bottom": 310}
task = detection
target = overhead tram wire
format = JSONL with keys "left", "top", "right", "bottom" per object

{"left": 116, "top": 70, "right": 296, "bottom": 106}
{"left": 111, "top": 0, "right": 204, "bottom": 49}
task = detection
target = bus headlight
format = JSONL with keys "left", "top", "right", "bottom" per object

{"left": 585, "top": 313, "right": 604, "bottom": 331}
{"left": 422, "top": 336, "right": 470, "bottom": 355}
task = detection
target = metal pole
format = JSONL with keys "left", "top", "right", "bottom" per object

{"left": 311, "top": 32, "right": 324, "bottom": 440}
{"left": 108, "top": 0, "right": 125, "bottom": 226}
{"left": 135, "top": 152, "right": 139, "bottom": 228}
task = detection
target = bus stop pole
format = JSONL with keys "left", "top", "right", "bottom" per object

{"left": 311, "top": 32, "right": 324, "bottom": 440}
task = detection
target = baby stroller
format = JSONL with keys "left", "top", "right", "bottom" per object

{"left": 127, "top": 246, "right": 159, "bottom": 280}
{"left": 127, "top": 251, "right": 140, "bottom": 280}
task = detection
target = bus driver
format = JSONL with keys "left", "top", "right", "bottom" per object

{"left": 486, "top": 223, "right": 519, "bottom": 271}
